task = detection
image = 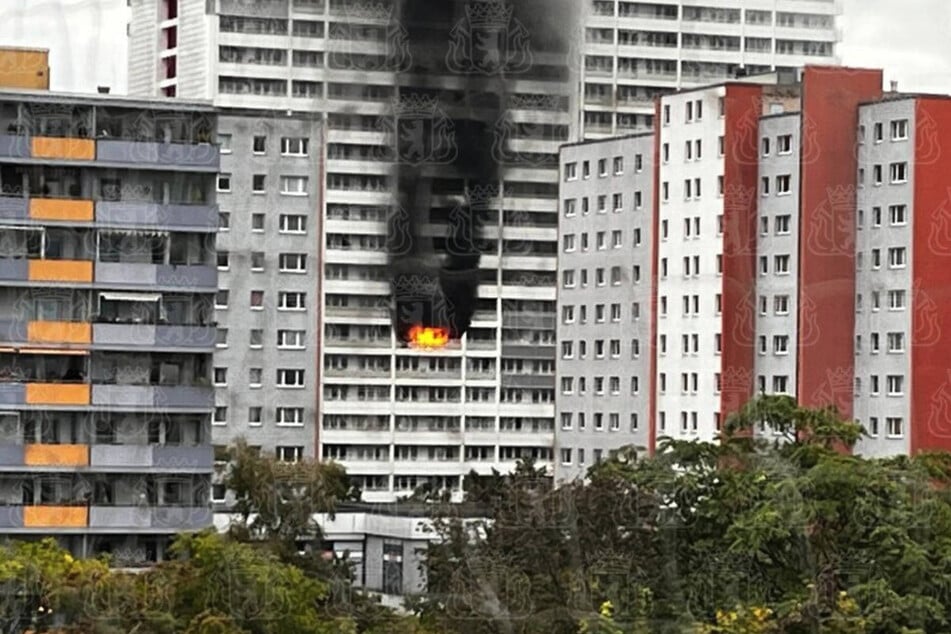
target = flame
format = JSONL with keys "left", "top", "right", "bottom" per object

{"left": 408, "top": 325, "right": 450, "bottom": 349}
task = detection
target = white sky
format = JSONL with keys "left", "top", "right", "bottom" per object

{"left": 0, "top": 0, "right": 948, "bottom": 95}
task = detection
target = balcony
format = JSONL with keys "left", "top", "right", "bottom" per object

{"left": 90, "top": 445, "right": 213, "bottom": 470}
{"left": 0, "top": 319, "right": 91, "bottom": 347}
{"left": 95, "top": 200, "right": 217, "bottom": 231}
{"left": 0, "top": 505, "right": 211, "bottom": 530}
{"left": 95, "top": 262, "right": 217, "bottom": 291}
{"left": 89, "top": 506, "right": 212, "bottom": 533}
{"left": 0, "top": 382, "right": 92, "bottom": 406}
{"left": 96, "top": 139, "right": 219, "bottom": 171}
{"left": 92, "top": 322, "right": 216, "bottom": 350}
{"left": 29, "top": 198, "right": 95, "bottom": 222}
{"left": 91, "top": 384, "right": 214, "bottom": 410}
{"left": 32, "top": 136, "right": 96, "bottom": 161}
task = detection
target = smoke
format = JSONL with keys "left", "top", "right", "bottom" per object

{"left": 388, "top": 0, "right": 576, "bottom": 344}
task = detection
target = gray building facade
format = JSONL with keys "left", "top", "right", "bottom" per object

{"left": 556, "top": 134, "right": 654, "bottom": 480}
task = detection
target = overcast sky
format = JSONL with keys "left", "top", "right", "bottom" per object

{"left": 0, "top": 0, "right": 948, "bottom": 95}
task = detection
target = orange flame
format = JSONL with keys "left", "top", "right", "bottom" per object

{"left": 408, "top": 325, "right": 450, "bottom": 349}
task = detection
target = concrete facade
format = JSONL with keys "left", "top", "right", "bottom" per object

{"left": 555, "top": 134, "right": 653, "bottom": 480}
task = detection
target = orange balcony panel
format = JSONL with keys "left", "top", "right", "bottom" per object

{"left": 29, "top": 198, "right": 94, "bottom": 222}
{"left": 24, "top": 443, "right": 89, "bottom": 467}
{"left": 31, "top": 136, "right": 95, "bottom": 161}
{"left": 28, "top": 259, "right": 93, "bottom": 283}
{"left": 25, "top": 383, "right": 90, "bottom": 405}
{"left": 27, "top": 321, "right": 91, "bottom": 344}
{"left": 23, "top": 505, "right": 88, "bottom": 528}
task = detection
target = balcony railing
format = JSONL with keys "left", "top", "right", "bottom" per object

{"left": 0, "top": 504, "right": 211, "bottom": 530}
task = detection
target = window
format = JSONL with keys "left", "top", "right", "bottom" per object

{"left": 871, "top": 333, "right": 880, "bottom": 353}
{"left": 248, "top": 368, "right": 262, "bottom": 387}
{"left": 761, "top": 176, "right": 770, "bottom": 196}
{"left": 213, "top": 367, "right": 227, "bottom": 385}
{"left": 252, "top": 174, "right": 266, "bottom": 193}
{"left": 612, "top": 230, "right": 622, "bottom": 248}
{"left": 774, "top": 335, "right": 789, "bottom": 355}
{"left": 776, "top": 174, "right": 791, "bottom": 195}
{"left": 609, "top": 339, "right": 620, "bottom": 357}
{"left": 281, "top": 137, "right": 309, "bottom": 156}
{"left": 597, "top": 195, "right": 607, "bottom": 213}
{"left": 278, "top": 253, "right": 307, "bottom": 273}
{"left": 613, "top": 156, "right": 623, "bottom": 174}
{"left": 277, "top": 369, "right": 305, "bottom": 388}
{"left": 888, "top": 247, "right": 907, "bottom": 268}
{"left": 662, "top": 181, "right": 669, "bottom": 202}
{"left": 774, "top": 295, "right": 789, "bottom": 315}
{"left": 775, "top": 215, "right": 790, "bottom": 234}
{"left": 777, "top": 134, "right": 792, "bottom": 154}
{"left": 252, "top": 135, "right": 266, "bottom": 153}
{"left": 560, "top": 448, "right": 572, "bottom": 465}
{"left": 562, "top": 306, "right": 575, "bottom": 323}
{"left": 873, "top": 164, "right": 883, "bottom": 185}
{"left": 215, "top": 290, "right": 229, "bottom": 309}
{"left": 215, "top": 328, "right": 228, "bottom": 347}
{"left": 873, "top": 122, "right": 883, "bottom": 142}
{"left": 561, "top": 413, "right": 573, "bottom": 430}
{"left": 564, "top": 199, "right": 577, "bottom": 216}
{"left": 889, "top": 162, "right": 908, "bottom": 183}
{"left": 213, "top": 406, "right": 227, "bottom": 425}
{"left": 250, "top": 252, "right": 265, "bottom": 271}
{"left": 889, "top": 204, "right": 907, "bottom": 225}
{"left": 887, "top": 375, "right": 904, "bottom": 396}
{"left": 890, "top": 119, "right": 908, "bottom": 141}
{"left": 871, "top": 249, "right": 881, "bottom": 268}
{"left": 251, "top": 213, "right": 264, "bottom": 231}
{"left": 276, "top": 446, "right": 304, "bottom": 463}
{"left": 760, "top": 256, "right": 768, "bottom": 275}
{"left": 758, "top": 335, "right": 767, "bottom": 354}
{"left": 597, "top": 158, "right": 607, "bottom": 177}
{"left": 886, "top": 417, "right": 903, "bottom": 437}
{"left": 762, "top": 137, "right": 770, "bottom": 156}
{"left": 888, "top": 290, "right": 907, "bottom": 310}
{"left": 774, "top": 255, "right": 790, "bottom": 274}
{"left": 280, "top": 175, "right": 308, "bottom": 195}
{"left": 217, "top": 174, "right": 231, "bottom": 192}
{"left": 596, "top": 268, "right": 605, "bottom": 286}
{"left": 772, "top": 375, "right": 789, "bottom": 394}
{"left": 612, "top": 193, "right": 623, "bottom": 212}
{"left": 597, "top": 231, "right": 606, "bottom": 249}
{"left": 561, "top": 377, "right": 574, "bottom": 394}
{"left": 610, "top": 266, "right": 621, "bottom": 286}
{"left": 564, "top": 162, "right": 577, "bottom": 180}
{"left": 868, "top": 417, "right": 879, "bottom": 436}
{"left": 663, "top": 104, "right": 670, "bottom": 125}
{"left": 278, "top": 292, "right": 306, "bottom": 310}
{"left": 610, "top": 303, "right": 621, "bottom": 321}
{"left": 662, "top": 143, "right": 669, "bottom": 163}
{"left": 561, "top": 341, "right": 574, "bottom": 358}
{"left": 887, "top": 332, "right": 905, "bottom": 353}
{"left": 563, "top": 270, "right": 575, "bottom": 288}
{"left": 218, "top": 212, "right": 230, "bottom": 230}
{"left": 582, "top": 160, "right": 590, "bottom": 178}
{"left": 277, "top": 329, "right": 306, "bottom": 349}
{"left": 563, "top": 234, "right": 576, "bottom": 252}
{"left": 250, "top": 290, "right": 264, "bottom": 309}
{"left": 218, "top": 133, "right": 232, "bottom": 153}
{"left": 249, "top": 329, "right": 263, "bottom": 348}
{"left": 634, "top": 191, "right": 643, "bottom": 209}
{"left": 279, "top": 214, "right": 307, "bottom": 233}
{"left": 276, "top": 407, "right": 305, "bottom": 426}
{"left": 871, "top": 207, "right": 881, "bottom": 227}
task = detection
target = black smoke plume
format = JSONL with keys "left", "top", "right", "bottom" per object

{"left": 388, "top": 0, "right": 573, "bottom": 345}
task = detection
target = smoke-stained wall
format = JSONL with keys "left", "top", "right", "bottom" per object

{"left": 388, "top": 0, "right": 576, "bottom": 344}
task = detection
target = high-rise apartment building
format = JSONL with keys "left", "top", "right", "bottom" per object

{"left": 127, "top": 0, "right": 576, "bottom": 500}
{"left": 558, "top": 66, "right": 951, "bottom": 469}
{"left": 556, "top": 134, "right": 654, "bottom": 480}
{"left": 0, "top": 88, "right": 217, "bottom": 562}
{"left": 580, "top": 0, "right": 840, "bottom": 138}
